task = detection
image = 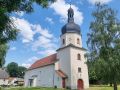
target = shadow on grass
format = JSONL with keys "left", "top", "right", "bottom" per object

{"left": 90, "top": 85, "right": 112, "bottom": 87}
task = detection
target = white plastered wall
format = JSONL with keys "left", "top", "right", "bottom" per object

{"left": 0, "top": 79, "right": 8, "bottom": 85}
{"left": 60, "top": 33, "right": 82, "bottom": 48}
{"left": 59, "top": 32, "right": 89, "bottom": 89}
{"left": 24, "top": 65, "right": 62, "bottom": 88}
{"left": 57, "top": 47, "right": 71, "bottom": 88}
{"left": 70, "top": 47, "right": 89, "bottom": 89}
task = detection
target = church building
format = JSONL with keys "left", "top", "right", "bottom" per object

{"left": 24, "top": 7, "right": 89, "bottom": 90}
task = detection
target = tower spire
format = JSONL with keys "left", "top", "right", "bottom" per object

{"left": 68, "top": 2, "right": 74, "bottom": 23}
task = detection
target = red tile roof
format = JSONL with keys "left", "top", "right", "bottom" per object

{"left": 56, "top": 70, "right": 67, "bottom": 78}
{"left": 29, "top": 53, "right": 57, "bottom": 70}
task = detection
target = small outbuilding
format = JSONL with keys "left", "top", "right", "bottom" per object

{"left": 9, "top": 77, "right": 24, "bottom": 86}
{"left": 0, "top": 68, "right": 9, "bottom": 86}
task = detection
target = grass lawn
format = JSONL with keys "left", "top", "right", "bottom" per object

{"left": 1, "top": 86, "right": 120, "bottom": 90}
{"left": 87, "top": 85, "right": 120, "bottom": 90}
{"left": 1, "top": 87, "right": 65, "bottom": 90}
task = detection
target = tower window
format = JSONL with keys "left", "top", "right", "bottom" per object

{"left": 63, "top": 39, "right": 65, "bottom": 44}
{"left": 77, "top": 54, "right": 81, "bottom": 60}
{"left": 78, "top": 68, "right": 81, "bottom": 73}
{"left": 77, "top": 38, "right": 80, "bottom": 44}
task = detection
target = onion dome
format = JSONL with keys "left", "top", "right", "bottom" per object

{"left": 61, "top": 7, "right": 81, "bottom": 35}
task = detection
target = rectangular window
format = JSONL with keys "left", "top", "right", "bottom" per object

{"left": 63, "top": 39, "right": 65, "bottom": 44}
{"left": 78, "top": 68, "right": 81, "bottom": 73}
{"left": 77, "top": 38, "right": 80, "bottom": 44}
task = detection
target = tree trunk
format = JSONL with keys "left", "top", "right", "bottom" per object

{"left": 110, "top": 83, "right": 112, "bottom": 86}
{"left": 113, "top": 82, "right": 117, "bottom": 90}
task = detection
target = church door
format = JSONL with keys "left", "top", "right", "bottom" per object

{"left": 77, "top": 79, "right": 84, "bottom": 90}
{"left": 62, "top": 78, "right": 66, "bottom": 88}
{"left": 29, "top": 79, "right": 33, "bottom": 86}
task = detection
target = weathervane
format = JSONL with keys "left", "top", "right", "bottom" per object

{"left": 70, "top": 0, "right": 72, "bottom": 7}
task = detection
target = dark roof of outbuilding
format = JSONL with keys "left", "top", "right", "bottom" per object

{"left": 0, "top": 68, "right": 9, "bottom": 79}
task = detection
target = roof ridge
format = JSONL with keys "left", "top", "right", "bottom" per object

{"left": 34, "top": 53, "right": 57, "bottom": 63}
{"left": 28, "top": 53, "right": 57, "bottom": 70}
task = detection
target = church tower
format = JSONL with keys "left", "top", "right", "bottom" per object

{"left": 57, "top": 7, "right": 89, "bottom": 89}
{"left": 61, "top": 7, "right": 82, "bottom": 48}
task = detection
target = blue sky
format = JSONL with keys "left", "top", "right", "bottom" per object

{"left": 6, "top": 0, "right": 120, "bottom": 68}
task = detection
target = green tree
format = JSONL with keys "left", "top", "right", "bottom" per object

{"left": 7, "top": 62, "right": 27, "bottom": 78}
{"left": 0, "top": 0, "right": 55, "bottom": 67}
{"left": 18, "top": 66, "right": 27, "bottom": 78}
{"left": 88, "top": 61, "right": 100, "bottom": 84}
{"left": 7, "top": 62, "right": 19, "bottom": 77}
{"left": 87, "top": 3, "right": 120, "bottom": 90}
{"left": 86, "top": 53, "right": 102, "bottom": 84}
{"left": 0, "top": 44, "right": 8, "bottom": 68}
{"left": 0, "top": 0, "right": 55, "bottom": 44}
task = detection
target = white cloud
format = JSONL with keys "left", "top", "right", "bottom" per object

{"left": 21, "top": 63, "right": 31, "bottom": 68}
{"left": 22, "top": 56, "right": 38, "bottom": 68}
{"left": 33, "top": 24, "right": 53, "bottom": 39}
{"left": 88, "top": 0, "right": 112, "bottom": 4}
{"left": 12, "top": 17, "right": 35, "bottom": 43}
{"left": 32, "top": 26, "right": 57, "bottom": 55}
{"left": 31, "top": 24, "right": 58, "bottom": 55}
{"left": 10, "top": 47, "right": 16, "bottom": 51}
{"left": 32, "top": 35, "right": 57, "bottom": 50}
{"left": 11, "top": 17, "right": 58, "bottom": 56}
{"left": 28, "top": 56, "right": 38, "bottom": 62}
{"left": 50, "top": 0, "right": 83, "bottom": 25}
{"left": 38, "top": 49, "right": 56, "bottom": 55}
{"left": 45, "top": 17, "right": 54, "bottom": 24}
{"left": 32, "top": 36, "right": 51, "bottom": 49}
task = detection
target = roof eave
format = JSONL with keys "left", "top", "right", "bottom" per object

{"left": 27, "top": 63, "right": 55, "bottom": 71}
{"left": 57, "top": 44, "right": 87, "bottom": 51}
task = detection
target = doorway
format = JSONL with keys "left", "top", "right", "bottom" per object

{"left": 29, "top": 79, "right": 33, "bottom": 86}
{"left": 77, "top": 79, "right": 84, "bottom": 90}
{"left": 62, "top": 78, "right": 66, "bottom": 88}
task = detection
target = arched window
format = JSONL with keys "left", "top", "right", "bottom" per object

{"left": 77, "top": 54, "right": 81, "bottom": 60}
{"left": 63, "top": 39, "right": 65, "bottom": 44}
{"left": 77, "top": 38, "right": 80, "bottom": 44}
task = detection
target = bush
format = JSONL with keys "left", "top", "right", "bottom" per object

{"left": 66, "top": 86, "right": 71, "bottom": 89}
{"left": 54, "top": 86, "right": 57, "bottom": 88}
